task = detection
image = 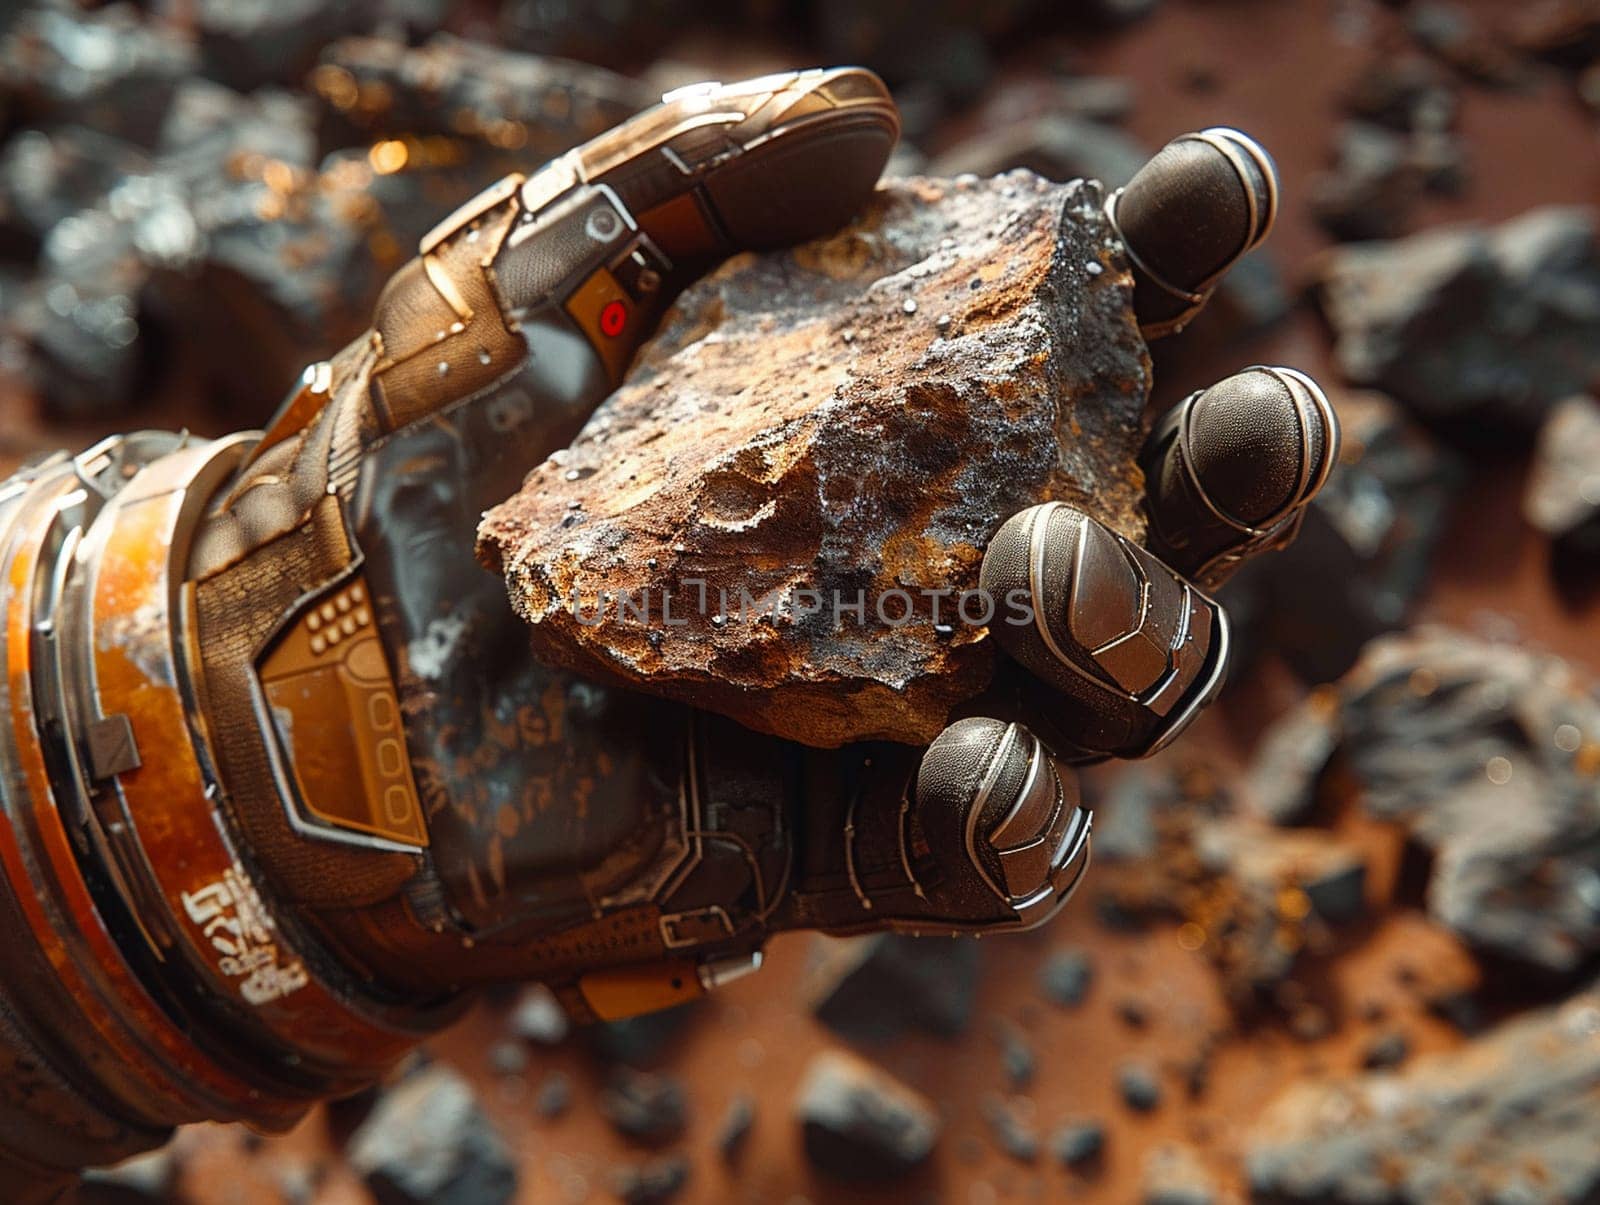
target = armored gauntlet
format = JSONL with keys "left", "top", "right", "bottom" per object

{"left": 0, "top": 70, "right": 1335, "bottom": 1196}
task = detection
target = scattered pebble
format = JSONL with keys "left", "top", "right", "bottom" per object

{"left": 1117, "top": 1061, "right": 1163, "bottom": 1113}
{"left": 1038, "top": 949, "right": 1094, "bottom": 1008}
{"left": 1051, "top": 1119, "right": 1106, "bottom": 1170}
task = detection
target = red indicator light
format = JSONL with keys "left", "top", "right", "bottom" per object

{"left": 600, "top": 299, "right": 628, "bottom": 338}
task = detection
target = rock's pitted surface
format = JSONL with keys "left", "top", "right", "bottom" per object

{"left": 480, "top": 174, "right": 1152, "bottom": 747}
{"left": 1248, "top": 988, "right": 1600, "bottom": 1204}
{"left": 1251, "top": 627, "right": 1600, "bottom": 973}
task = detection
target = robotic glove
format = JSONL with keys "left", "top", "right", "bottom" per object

{"left": 0, "top": 69, "right": 1335, "bottom": 1193}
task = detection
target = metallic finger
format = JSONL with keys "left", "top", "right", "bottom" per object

{"left": 979, "top": 503, "right": 1229, "bottom": 759}
{"left": 364, "top": 66, "right": 900, "bottom": 438}
{"left": 1141, "top": 365, "right": 1340, "bottom": 589}
{"left": 911, "top": 718, "right": 1091, "bottom": 932}
{"left": 1107, "top": 126, "right": 1278, "bottom": 338}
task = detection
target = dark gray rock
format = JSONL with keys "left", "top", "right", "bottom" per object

{"left": 1407, "top": 1, "right": 1528, "bottom": 86}
{"left": 1116, "top": 997, "right": 1151, "bottom": 1030}
{"left": 534, "top": 1070, "right": 572, "bottom": 1119}
{"left": 311, "top": 33, "right": 649, "bottom": 161}
{"left": 157, "top": 78, "right": 317, "bottom": 177}
{"left": 1311, "top": 119, "right": 1467, "bottom": 243}
{"left": 796, "top": 1049, "right": 941, "bottom": 1181}
{"left": 197, "top": 0, "right": 371, "bottom": 92}
{"left": 1117, "top": 1061, "right": 1163, "bottom": 1113}
{"left": 1195, "top": 820, "right": 1370, "bottom": 992}
{"left": 4, "top": 75, "right": 376, "bottom": 420}
{"left": 1050, "top": 1118, "right": 1106, "bottom": 1169}
{"left": 1248, "top": 988, "right": 1600, "bottom": 1203}
{"left": 981, "top": 1094, "right": 1040, "bottom": 1163}
{"left": 1252, "top": 628, "right": 1600, "bottom": 973}
{"left": 1311, "top": 392, "right": 1464, "bottom": 627}
{"left": 1311, "top": 122, "right": 1427, "bottom": 243}
{"left": 715, "top": 1093, "right": 755, "bottom": 1164}
{"left": 1093, "top": 763, "right": 1173, "bottom": 861}
{"left": 0, "top": 4, "right": 197, "bottom": 147}
{"left": 347, "top": 1064, "right": 517, "bottom": 1205}
{"left": 1246, "top": 689, "right": 1342, "bottom": 825}
{"left": 0, "top": 127, "right": 149, "bottom": 244}
{"left": 144, "top": 82, "right": 381, "bottom": 415}
{"left": 1343, "top": 53, "right": 1458, "bottom": 134}
{"left": 1038, "top": 948, "right": 1095, "bottom": 1008}
{"left": 1314, "top": 206, "right": 1600, "bottom": 438}
{"left": 509, "top": 983, "right": 570, "bottom": 1046}
{"left": 1218, "top": 511, "right": 1389, "bottom": 687}
{"left": 1303, "top": 860, "right": 1369, "bottom": 925}
{"left": 10, "top": 206, "right": 151, "bottom": 416}
{"left": 1360, "top": 1028, "right": 1412, "bottom": 1070}
{"left": 1210, "top": 248, "right": 1292, "bottom": 337}
{"left": 805, "top": 934, "right": 981, "bottom": 1043}
{"left": 611, "top": 1154, "right": 690, "bottom": 1205}
{"left": 993, "top": 1019, "right": 1036, "bottom": 1089}
{"left": 599, "top": 1068, "right": 688, "bottom": 1147}
{"left": 487, "top": 1040, "right": 528, "bottom": 1077}
{"left": 1222, "top": 391, "right": 1462, "bottom": 684}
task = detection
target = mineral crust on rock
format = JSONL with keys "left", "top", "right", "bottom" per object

{"left": 479, "top": 174, "right": 1152, "bottom": 747}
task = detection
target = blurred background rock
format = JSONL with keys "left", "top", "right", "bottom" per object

{"left": 12, "top": 1, "right": 1596, "bottom": 1203}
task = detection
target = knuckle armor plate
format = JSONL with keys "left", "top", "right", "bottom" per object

{"left": 980, "top": 502, "right": 1229, "bottom": 759}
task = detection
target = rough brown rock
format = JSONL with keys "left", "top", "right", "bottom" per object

{"left": 479, "top": 173, "right": 1152, "bottom": 747}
